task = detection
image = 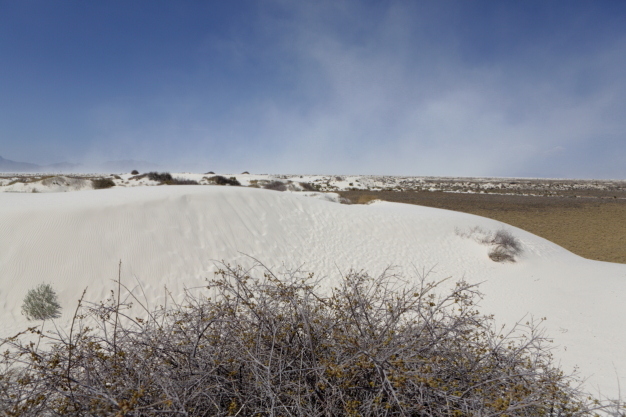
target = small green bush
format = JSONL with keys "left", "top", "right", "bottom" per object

{"left": 91, "top": 178, "right": 116, "bottom": 189}
{"left": 21, "top": 283, "right": 62, "bottom": 321}
{"left": 131, "top": 170, "right": 139, "bottom": 175}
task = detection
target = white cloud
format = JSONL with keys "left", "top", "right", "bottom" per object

{"left": 66, "top": 1, "right": 626, "bottom": 178}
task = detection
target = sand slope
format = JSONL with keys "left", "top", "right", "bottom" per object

{"left": 1, "top": 185, "right": 625, "bottom": 399}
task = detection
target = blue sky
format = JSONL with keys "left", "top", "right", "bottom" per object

{"left": 1, "top": 1, "right": 625, "bottom": 177}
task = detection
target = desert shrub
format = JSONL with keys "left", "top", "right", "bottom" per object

{"left": 91, "top": 177, "right": 116, "bottom": 189}
{"left": 0, "top": 265, "right": 604, "bottom": 416}
{"left": 299, "top": 181, "right": 318, "bottom": 191}
{"left": 263, "top": 180, "right": 287, "bottom": 191}
{"left": 491, "top": 229, "right": 522, "bottom": 254}
{"left": 131, "top": 170, "right": 139, "bottom": 175}
{"left": 21, "top": 283, "right": 61, "bottom": 321}
{"left": 488, "top": 246, "right": 517, "bottom": 262}
{"left": 167, "top": 177, "right": 199, "bottom": 185}
{"left": 241, "top": 171, "right": 250, "bottom": 174}
{"left": 145, "top": 172, "right": 198, "bottom": 185}
{"left": 207, "top": 175, "right": 240, "bottom": 186}
{"left": 147, "top": 172, "right": 173, "bottom": 183}
{"left": 457, "top": 227, "right": 523, "bottom": 263}
{"left": 487, "top": 229, "right": 522, "bottom": 262}
{"left": 205, "top": 171, "right": 215, "bottom": 174}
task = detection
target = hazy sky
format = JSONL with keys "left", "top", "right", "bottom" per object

{"left": 1, "top": 1, "right": 625, "bottom": 178}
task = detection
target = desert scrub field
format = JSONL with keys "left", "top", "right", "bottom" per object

{"left": 340, "top": 190, "right": 626, "bottom": 264}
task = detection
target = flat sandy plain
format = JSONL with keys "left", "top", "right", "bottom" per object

{"left": 340, "top": 179, "right": 626, "bottom": 264}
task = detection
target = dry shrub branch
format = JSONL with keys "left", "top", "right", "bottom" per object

{"left": 0, "top": 264, "right": 607, "bottom": 416}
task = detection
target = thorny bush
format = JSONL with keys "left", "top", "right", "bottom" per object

{"left": 0, "top": 264, "right": 614, "bottom": 416}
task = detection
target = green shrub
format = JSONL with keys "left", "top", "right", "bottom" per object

{"left": 91, "top": 178, "right": 116, "bottom": 189}
{"left": 21, "top": 283, "right": 62, "bottom": 321}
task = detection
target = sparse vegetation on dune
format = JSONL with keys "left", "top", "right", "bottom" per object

{"left": 205, "top": 175, "right": 241, "bottom": 186}
{"left": 91, "top": 177, "right": 116, "bottom": 189}
{"left": 0, "top": 264, "right": 610, "bottom": 416}
{"left": 146, "top": 172, "right": 199, "bottom": 185}
{"left": 167, "top": 177, "right": 199, "bottom": 185}
{"left": 147, "top": 171, "right": 173, "bottom": 183}
{"left": 299, "top": 181, "right": 319, "bottom": 191}
{"left": 456, "top": 227, "right": 523, "bottom": 262}
{"left": 488, "top": 229, "right": 523, "bottom": 262}
{"left": 263, "top": 180, "right": 287, "bottom": 191}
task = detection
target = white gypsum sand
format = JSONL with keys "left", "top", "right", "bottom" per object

{"left": 0, "top": 184, "right": 625, "bottom": 400}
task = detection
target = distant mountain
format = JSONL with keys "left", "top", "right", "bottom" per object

{"left": 44, "top": 162, "right": 82, "bottom": 171}
{"left": 0, "top": 155, "right": 43, "bottom": 172}
{"left": 0, "top": 156, "right": 161, "bottom": 174}
{"left": 0, "top": 156, "right": 83, "bottom": 173}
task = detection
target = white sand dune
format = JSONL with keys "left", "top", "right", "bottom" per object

{"left": 1, "top": 185, "right": 625, "bottom": 399}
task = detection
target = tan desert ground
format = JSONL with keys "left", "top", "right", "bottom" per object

{"left": 340, "top": 183, "right": 626, "bottom": 264}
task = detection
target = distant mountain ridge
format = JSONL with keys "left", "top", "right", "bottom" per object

{"left": 0, "top": 155, "right": 46, "bottom": 172}
{"left": 0, "top": 156, "right": 157, "bottom": 173}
